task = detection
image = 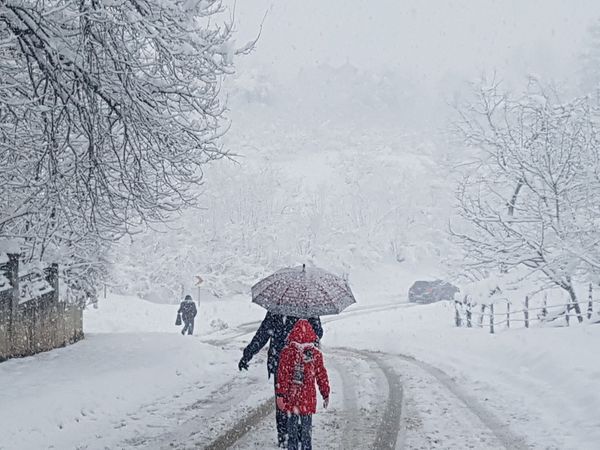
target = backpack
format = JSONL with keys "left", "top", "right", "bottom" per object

{"left": 292, "top": 347, "right": 315, "bottom": 386}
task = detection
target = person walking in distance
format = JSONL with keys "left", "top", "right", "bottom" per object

{"left": 177, "top": 294, "right": 197, "bottom": 335}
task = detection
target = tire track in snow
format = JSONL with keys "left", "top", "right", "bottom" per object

{"left": 117, "top": 367, "right": 273, "bottom": 449}
{"left": 328, "top": 354, "right": 361, "bottom": 449}
{"left": 333, "top": 348, "right": 528, "bottom": 449}
{"left": 323, "top": 302, "right": 529, "bottom": 449}
{"left": 135, "top": 300, "right": 527, "bottom": 450}
{"left": 203, "top": 397, "right": 274, "bottom": 450}
{"left": 199, "top": 305, "right": 408, "bottom": 449}
{"left": 385, "top": 351, "right": 528, "bottom": 450}
{"left": 203, "top": 302, "right": 412, "bottom": 347}
{"left": 368, "top": 353, "right": 405, "bottom": 450}
{"left": 213, "top": 348, "right": 402, "bottom": 450}
{"left": 333, "top": 348, "right": 405, "bottom": 450}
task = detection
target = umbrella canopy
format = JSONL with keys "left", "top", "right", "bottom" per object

{"left": 251, "top": 265, "right": 356, "bottom": 317}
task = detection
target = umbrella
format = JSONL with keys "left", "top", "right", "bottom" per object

{"left": 251, "top": 264, "right": 356, "bottom": 317}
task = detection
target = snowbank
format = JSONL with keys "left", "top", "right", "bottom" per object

{"left": 5, "top": 286, "right": 600, "bottom": 449}
{"left": 85, "top": 293, "right": 265, "bottom": 334}
{"left": 0, "top": 333, "right": 239, "bottom": 450}
{"left": 0, "top": 293, "right": 271, "bottom": 450}
{"left": 326, "top": 301, "right": 600, "bottom": 449}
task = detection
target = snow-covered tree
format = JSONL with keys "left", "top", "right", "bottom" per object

{"left": 452, "top": 78, "right": 600, "bottom": 321}
{"left": 0, "top": 1, "right": 249, "bottom": 278}
{"left": 109, "top": 122, "right": 455, "bottom": 300}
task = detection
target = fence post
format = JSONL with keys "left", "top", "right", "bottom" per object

{"left": 479, "top": 304, "right": 486, "bottom": 327}
{"left": 489, "top": 303, "right": 495, "bottom": 334}
{"left": 588, "top": 283, "right": 593, "bottom": 320}
{"left": 6, "top": 253, "right": 20, "bottom": 352}
{"left": 466, "top": 304, "right": 472, "bottom": 328}
{"left": 506, "top": 302, "right": 510, "bottom": 329}
{"left": 44, "top": 263, "right": 59, "bottom": 302}
{"left": 44, "top": 263, "right": 60, "bottom": 348}
{"left": 524, "top": 296, "right": 529, "bottom": 328}
{"left": 454, "top": 300, "right": 462, "bottom": 327}
{"left": 542, "top": 293, "right": 548, "bottom": 318}
{"left": 465, "top": 296, "right": 472, "bottom": 328}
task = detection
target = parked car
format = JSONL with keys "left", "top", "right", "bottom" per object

{"left": 408, "top": 280, "right": 459, "bottom": 304}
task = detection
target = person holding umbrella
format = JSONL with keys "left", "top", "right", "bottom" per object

{"left": 238, "top": 264, "right": 356, "bottom": 448}
{"left": 239, "top": 312, "right": 322, "bottom": 447}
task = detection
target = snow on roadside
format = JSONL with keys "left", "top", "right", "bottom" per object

{"left": 0, "top": 294, "right": 268, "bottom": 450}
{"left": 0, "top": 333, "right": 240, "bottom": 450}
{"left": 84, "top": 293, "right": 265, "bottom": 334}
{"left": 325, "top": 301, "right": 600, "bottom": 449}
{"left": 6, "top": 286, "right": 599, "bottom": 449}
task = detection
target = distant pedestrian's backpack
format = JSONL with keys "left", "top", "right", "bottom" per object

{"left": 175, "top": 312, "right": 182, "bottom": 326}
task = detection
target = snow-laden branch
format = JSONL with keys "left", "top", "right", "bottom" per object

{"left": 0, "top": 0, "right": 250, "bottom": 297}
{"left": 451, "top": 79, "right": 600, "bottom": 321}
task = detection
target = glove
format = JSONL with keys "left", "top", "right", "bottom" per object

{"left": 323, "top": 397, "right": 329, "bottom": 409}
{"left": 276, "top": 396, "right": 287, "bottom": 411}
{"left": 238, "top": 357, "right": 249, "bottom": 371}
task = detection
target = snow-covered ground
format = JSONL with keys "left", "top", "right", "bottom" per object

{"left": 326, "top": 303, "right": 600, "bottom": 449}
{"left": 0, "top": 294, "right": 269, "bottom": 450}
{"left": 5, "top": 2, "right": 600, "bottom": 450}
{"left": 84, "top": 292, "right": 265, "bottom": 335}
{"left": 2, "top": 275, "right": 600, "bottom": 449}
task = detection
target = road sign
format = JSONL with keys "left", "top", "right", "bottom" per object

{"left": 195, "top": 275, "right": 204, "bottom": 286}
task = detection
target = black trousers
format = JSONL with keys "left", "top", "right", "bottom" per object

{"left": 181, "top": 319, "right": 194, "bottom": 335}
{"left": 274, "top": 376, "right": 287, "bottom": 441}
{"left": 287, "top": 414, "right": 312, "bottom": 450}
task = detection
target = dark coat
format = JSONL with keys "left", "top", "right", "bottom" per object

{"left": 178, "top": 299, "right": 197, "bottom": 322}
{"left": 242, "top": 312, "right": 323, "bottom": 376}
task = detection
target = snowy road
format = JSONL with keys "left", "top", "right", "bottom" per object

{"left": 93, "top": 302, "right": 408, "bottom": 449}
{"left": 204, "top": 301, "right": 415, "bottom": 347}
{"left": 201, "top": 348, "right": 529, "bottom": 450}
{"left": 205, "top": 347, "right": 403, "bottom": 450}
{"left": 391, "top": 353, "right": 527, "bottom": 450}
{"left": 7, "top": 293, "right": 596, "bottom": 449}
{"left": 144, "top": 303, "right": 528, "bottom": 450}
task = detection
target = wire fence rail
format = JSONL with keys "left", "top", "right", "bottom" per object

{"left": 454, "top": 283, "right": 600, "bottom": 334}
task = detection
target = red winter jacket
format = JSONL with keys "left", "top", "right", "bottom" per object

{"left": 275, "top": 319, "right": 330, "bottom": 415}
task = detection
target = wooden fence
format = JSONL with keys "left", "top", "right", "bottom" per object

{"left": 455, "top": 284, "right": 600, "bottom": 334}
{"left": 0, "top": 254, "right": 83, "bottom": 361}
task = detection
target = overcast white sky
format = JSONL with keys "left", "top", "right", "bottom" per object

{"left": 234, "top": 0, "right": 600, "bottom": 86}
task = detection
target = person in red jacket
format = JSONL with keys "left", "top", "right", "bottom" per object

{"left": 275, "top": 319, "right": 330, "bottom": 450}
